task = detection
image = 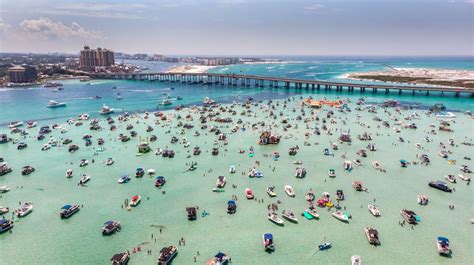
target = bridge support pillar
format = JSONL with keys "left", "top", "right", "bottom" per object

{"left": 385, "top": 89, "right": 389, "bottom": 94}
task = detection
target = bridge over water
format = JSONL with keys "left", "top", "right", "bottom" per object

{"left": 91, "top": 72, "right": 474, "bottom": 97}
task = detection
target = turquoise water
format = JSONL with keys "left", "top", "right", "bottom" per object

{"left": 0, "top": 58, "right": 473, "bottom": 264}
{"left": 0, "top": 98, "right": 473, "bottom": 264}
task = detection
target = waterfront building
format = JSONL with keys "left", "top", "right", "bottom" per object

{"left": 79, "top": 46, "right": 115, "bottom": 70}
{"left": 8, "top": 65, "right": 38, "bottom": 83}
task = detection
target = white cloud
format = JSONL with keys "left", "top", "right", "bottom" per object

{"left": 0, "top": 19, "right": 11, "bottom": 32}
{"left": 304, "top": 3, "right": 326, "bottom": 12}
{"left": 465, "top": 0, "right": 474, "bottom": 3}
{"left": 19, "top": 17, "right": 102, "bottom": 40}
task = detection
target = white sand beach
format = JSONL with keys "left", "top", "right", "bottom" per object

{"left": 165, "top": 65, "right": 217, "bottom": 73}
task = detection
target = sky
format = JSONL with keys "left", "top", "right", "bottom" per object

{"left": 0, "top": 0, "right": 473, "bottom": 56}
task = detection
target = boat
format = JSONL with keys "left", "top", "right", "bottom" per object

{"left": 158, "top": 246, "right": 178, "bottom": 265}
{"left": 155, "top": 176, "right": 166, "bottom": 187}
{"left": 206, "top": 252, "right": 230, "bottom": 265}
{"left": 458, "top": 174, "right": 470, "bottom": 181}
{"left": 0, "top": 163, "right": 12, "bottom": 176}
{"left": 281, "top": 209, "right": 298, "bottom": 223}
{"left": 186, "top": 207, "right": 197, "bottom": 220}
{"left": 332, "top": 211, "right": 349, "bottom": 222}
{"left": 100, "top": 104, "right": 114, "bottom": 115}
{"left": 444, "top": 174, "right": 456, "bottom": 183}
{"left": 66, "top": 169, "right": 73, "bottom": 178}
{"left": 245, "top": 188, "right": 254, "bottom": 199}
{"left": 147, "top": 169, "right": 156, "bottom": 176}
{"left": 263, "top": 233, "right": 275, "bottom": 251}
{"left": 284, "top": 185, "right": 295, "bottom": 197}
{"left": 460, "top": 165, "right": 471, "bottom": 173}
{"left": 0, "top": 186, "right": 10, "bottom": 193}
{"left": 78, "top": 174, "right": 91, "bottom": 185}
{"left": 16, "top": 201, "right": 33, "bottom": 217}
{"left": 319, "top": 242, "right": 332, "bottom": 250}
{"left": 344, "top": 160, "right": 352, "bottom": 171}
{"left": 0, "top": 219, "right": 14, "bottom": 233}
{"left": 328, "top": 169, "right": 336, "bottom": 178}
{"left": 110, "top": 252, "right": 129, "bottom": 265}
{"left": 135, "top": 168, "right": 145, "bottom": 178}
{"left": 435, "top": 112, "right": 456, "bottom": 118}
{"left": 266, "top": 186, "right": 276, "bottom": 197}
{"left": 353, "top": 159, "right": 362, "bottom": 166}
{"left": 227, "top": 200, "right": 237, "bottom": 214}
{"left": 26, "top": 121, "right": 37, "bottom": 128}
{"left": 229, "top": 165, "right": 236, "bottom": 173}
{"left": 203, "top": 97, "right": 216, "bottom": 106}
{"left": 79, "top": 159, "right": 89, "bottom": 167}
{"left": 417, "top": 195, "right": 428, "bottom": 205}
{"left": 102, "top": 220, "right": 121, "bottom": 235}
{"left": 305, "top": 189, "right": 315, "bottom": 202}
{"left": 118, "top": 175, "right": 131, "bottom": 184}
{"left": 59, "top": 204, "right": 80, "bottom": 219}
{"left": 372, "top": 161, "right": 381, "bottom": 170}
{"left": 400, "top": 209, "right": 418, "bottom": 224}
{"left": 106, "top": 158, "right": 115, "bottom": 166}
{"left": 428, "top": 181, "right": 452, "bottom": 192}
{"left": 365, "top": 227, "right": 380, "bottom": 245}
{"left": 46, "top": 100, "right": 66, "bottom": 108}
{"left": 368, "top": 204, "right": 381, "bottom": 217}
{"left": 21, "top": 165, "right": 35, "bottom": 175}
{"left": 160, "top": 99, "right": 172, "bottom": 106}
{"left": 335, "top": 190, "right": 345, "bottom": 201}
{"left": 305, "top": 208, "right": 320, "bottom": 219}
{"left": 129, "top": 195, "right": 141, "bottom": 207}
{"left": 436, "top": 237, "right": 451, "bottom": 255}
{"left": 216, "top": 176, "right": 226, "bottom": 188}
{"left": 351, "top": 255, "right": 362, "bottom": 265}
{"left": 8, "top": 121, "right": 23, "bottom": 128}
{"left": 353, "top": 181, "right": 366, "bottom": 191}
{"left": 0, "top": 206, "right": 9, "bottom": 214}
{"left": 268, "top": 213, "right": 284, "bottom": 225}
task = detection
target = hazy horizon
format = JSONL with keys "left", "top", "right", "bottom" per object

{"left": 1, "top": 0, "right": 473, "bottom": 56}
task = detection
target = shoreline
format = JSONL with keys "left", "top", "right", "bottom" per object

{"left": 165, "top": 64, "right": 218, "bottom": 74}
{"left": 344, "top": 67, "right": 474, "bottom": 89}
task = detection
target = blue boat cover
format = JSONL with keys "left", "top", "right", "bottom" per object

{"left": 438, "top": 237, "right": 449, "bottom": 243}
{"left": 0, "top": 219, "right": 10, "bottom": 225}
{"left": 264, "top": 234, "right": 273, "bottom": 240}
{"left": 104, "top": 221, "right": 113, "bottom": 225}
{"left": 227, "top": 200, "right": 236, "bottom": 205}
{"left": 62, "top": 205, "right": 72, "bottom": 209}
{"left": 215, "top": 252, "right": 226, "bottom": 259}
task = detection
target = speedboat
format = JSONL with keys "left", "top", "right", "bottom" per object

{"left": 268, "top": 213, "right": 284, "bottom": 225}
{"left": 444, "top": 174, "right": 456, "bottom": 183}
{"left": 0, "top": 163, "right": 12, "bottom": 176}
{"left": 365, "top": 227, "right": 380, "bottom": 245}
{"left": 155, "top": 176, "right": 166, "bottom": 187}
{"left": 106, "top": 158, "right": 115, "bottom": 166}
{"left": 158, "top": 246, "right": 178, "bottom": 265}
{"left": 186, "top": 207, "right": 197, "bottom": 220}
{"left": 0, "top": 206, "right": 9, "bottom": 214}
{"left": 129, "top": 195, "right": 141, "bottom": 207}
{"left": 344, "top": 160, "right": 352, "bottom": 171}
{"left": 372, "top": 161, "right": 381, "bottom": 170}
{"left": 216, "top": 176, "right": 226, "bottom": 188}
{"left": 263, "top": 233, "right": 275, "bottom": 251}
{"left": 100, "top": 104, "right": 114, "bottom": 115}
{"left": 305, "top": 189, "right": 315, "bottom": 202}
{"left": 26, "top": 121, "right": 37, "bottom": 128}
{"left": 266, "top": 186, "right": 276, "bottom": 197}
{"left": 332, "top": 211, "right": 349, "bottom": 222}
{"left": 400, "top": 209, "right": 418, "bottom": 224}
{"left": 206, "top": 252, "right": 230, "bottom": 265}
{"left": 305, "top": 208, "right": 320, "bottom": 219}
{"left": 436, "top": 237, "right": 451, "bottom": 255}
{"left": 227, "top": 200, "right": 237, "bottom": 214}
{"left": 102, "top": 220, "right": 121, "bottom": 235}
{"left": 335, "top": 190, "right": 345, "bottom": 201}
{"left": 428, "top": 181, "right": 452, "bottom": 192}
{"left": 203, "top": 97, "right": 216, "bottom": 106}
{"left": 417, "top": 195, "right": 428, "bottom": 205}
{"left": 284, "top": 185, "right": 295, "bottom": 197}
{"left": 135, "top": 168, "right": 145, "bottom": 178}
{"left": 78, "top": 174, "right": 91, "bottom": 185}
{"left": 229, "top": 165, "right": 236, "bottom": 173}
{"left": 66, "top": 169, "right": 73, "bottom": 178}
{"left": 16, "top": 201, "right": 33, "bottom": 217}
{"left": 245, "top": 188, "right": 254, "bottom": 199}
{"left": 118, "top": 175, "right": 131, "bottom": 184}
{"left": 79, "top": 159, "right": 89, "bottom": 167}
{"left": 281, "top": 209, "right": 298, "bottom": 223}
{"left": 8, "top": 121, "right": 23, "bottom": 128}
{"left": 59, "top": 204, "right": 80, "bottom": 219}
{"left": 161, "top": 99, "right": 172, "bottom": 106}
{"left": 21, "top": 166, "right": 35, "bottom": 175}
{"left": 458, "top": 174, "right": 470, "bottom": 181}
{"left": 0, "top": 186, "right": 10, "bottom": 193}
{"left": 0, "top": 219, "right": 14, "bottom": 233}
{"left": 351, "top": 255, "right": 362, "bottom": 265}
{"left": 328, "top": 169, "right": 336, "bottom": 178}
{"left": 368, "top": 204, "right": 381, "bottom": 217}
{"left": 46, "top": 100, "right": 66, "bottom": 108}
{"left": 353, "top": 181, "right": 366, "bottom": 191}
{"left": 435, "top": 112, "right": 456, "bottom": 118}
{"left": 110, "top": 252, "right": 129, "bottom": 265}
{"left": 319, "top": 242, "right": 332, "bottom": 251}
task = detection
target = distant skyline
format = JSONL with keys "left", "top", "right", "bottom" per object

{"left": 0, "top": 0, "right": 473, "bottom": 56}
